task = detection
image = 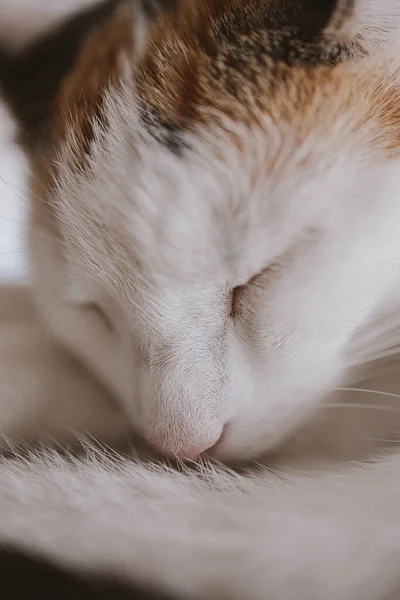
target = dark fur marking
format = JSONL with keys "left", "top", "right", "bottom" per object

{"left": 139, "top": 106, "right": 188, "bottom": 155}
{"left": 213, "top": 0, "right": 354, "bottom": 70}
{"left": 138, "top": 0, "right": 358, "bottom": 140}
{"left": 0, "top": 0, "right": 356, "bottom": 153}
{"left": 0, "top": 547, "right": 184, "bottom": 599}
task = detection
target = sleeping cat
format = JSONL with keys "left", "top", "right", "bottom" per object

{"left": 2, "top": 0, "right": 400, "bottom": 597}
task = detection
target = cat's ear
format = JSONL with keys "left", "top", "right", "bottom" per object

{"left": 321, "top": 0, "right": 400, "bottom": 56}
{"left": 0, "top": 0, "right": 173, "bottom": 153}
{"left": 279, "top": 0, "right": 400, "bottom": 62}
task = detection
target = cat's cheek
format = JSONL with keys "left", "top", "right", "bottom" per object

{"left": 39, "top": 297, "right": 140, "bottom": 417}
{"left": 211, "top": 326, "right": 345, "bottom": 462}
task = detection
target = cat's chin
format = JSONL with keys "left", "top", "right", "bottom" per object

{"left": 203, "top": 427, "right": 272, "bottom": 465}
{"left": 204, "top": 401, "right": 322, "bottom": 465}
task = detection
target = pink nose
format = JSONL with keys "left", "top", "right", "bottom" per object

{"left": 151, "top": 427, "right": 224, "bottom": 462}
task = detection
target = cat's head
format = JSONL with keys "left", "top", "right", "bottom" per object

{"left": 2, "top": 0, "right": 400, "bottom": 462}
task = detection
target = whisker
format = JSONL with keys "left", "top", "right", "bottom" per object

{"left": 0, "top": 175, "right": 28, "bottom": 205}
{"left": 0, "top": 173, "right": 50, "bottom": 208}
{"left": 336, "top": 387, "right": 400, "bottom": 400}
{"left": 0, "top": 214, "right": 57, "bottom": 242}
{"left": 366, "top": 438, "right": 400, "bottom": 444}
{"left": 0, "top": 214, "right": 25, "bottom": 225}
{"left": 323, "top": 402, "right": 400, "bottom": 413}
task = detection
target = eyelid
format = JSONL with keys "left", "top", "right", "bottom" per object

{"left": 83, "top": 302, "right": 114, "bottom": 332}
{"left": 230, "top": 263, "right": 280, "bottom": 319}
{"left": 230, "top": 285, "right": 245, "bottom": 319}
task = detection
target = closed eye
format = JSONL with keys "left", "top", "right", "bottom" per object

{"left": 83, "top": 302, "right": 114, "bottom": 332}
{"left": 230, "top": 285, "right": 246, "bottom": 320}
{"left": 230, "top": 264, "right": 280, "bottom": 320}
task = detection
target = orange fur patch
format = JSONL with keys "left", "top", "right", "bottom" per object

{"left": 54, "top": 2, "right": 134, "bottom": 156}
{"left": 32, "top": 0, "right": 400, "bottom": 166}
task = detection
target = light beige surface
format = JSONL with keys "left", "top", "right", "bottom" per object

{"left": 0, "top": 283, "right": 129, "bottom": 447}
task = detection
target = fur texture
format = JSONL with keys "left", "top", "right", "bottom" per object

{"left": 8, "top": 0, "right": 400, "bottom": 461}
{"left": 3, "top": 1, "right": 400, "bottom": 598}
{"left": 2, "top": 447, "right": 400, "bottom": 599}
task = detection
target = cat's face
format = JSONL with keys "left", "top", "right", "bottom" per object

{"left": 2, "top": 0, "right": 400, "bottom": 462}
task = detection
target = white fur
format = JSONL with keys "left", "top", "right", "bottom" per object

{"left": 3, "top": 282, "right": 400, "bottom": 598}
{"left": 3, "top": 1, "right": 400, "bottom": 598}
{"left": 2, "top": 449, "right": 400, "bottom": 599}
{"left": 31, "top": 67, "right": 400, "bottom": 460}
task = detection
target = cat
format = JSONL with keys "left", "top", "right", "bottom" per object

{"left": 2, "top": 0, "right": 400, "bottom": 597}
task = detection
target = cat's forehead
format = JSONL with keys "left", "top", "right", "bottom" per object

{"left": 51, "top": 0, "right": 400, "bottom": 251}
{"left": 136, "top": 0, "right": 349, "bottom": 135}
{"left": 52, "top": 57, "right": 400, "bottom": 293}
{"left": 5, "top": 0, "right": 399, "bottom": 211}
{"left": 45, "top": 0, "right": 400, "bottom": 168}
